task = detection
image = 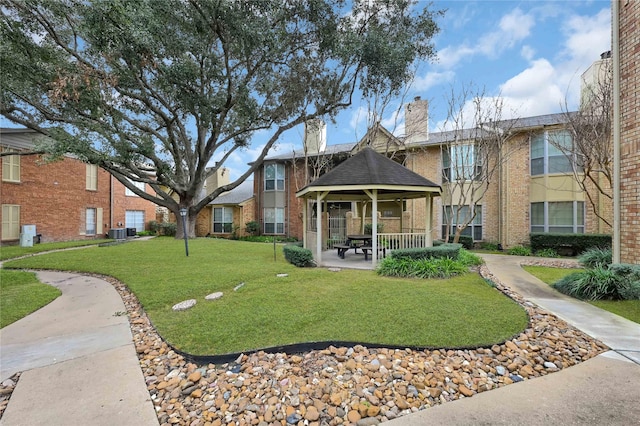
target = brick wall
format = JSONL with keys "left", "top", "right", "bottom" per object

{"left": 1, "top": 143, "right": 157, "bottom": 244}
{"left": 1, "top": 153, "right": 111, "bottom": 243}
{"left": 619, "top": 0, "right": 640, "bottom": 263}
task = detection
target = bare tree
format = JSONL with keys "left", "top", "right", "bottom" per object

{"left": 439, "top": 84, "right": 520, "bottom": 244}
{"left": 552, "top": 55, "right": 613, "bottom": 228}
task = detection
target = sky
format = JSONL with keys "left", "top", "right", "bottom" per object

{"left": 224, "top": 0, "right": 612, "bottom": 180}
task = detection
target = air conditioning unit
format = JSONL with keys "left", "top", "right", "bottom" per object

{"left": 126, "top": 228, "right": 137, "bottom": 237}
{"left": 108, "top": 228, "right": 126, "bottom": 240}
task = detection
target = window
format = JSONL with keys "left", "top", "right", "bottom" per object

{"left": 442, "top": 144, "right": 482, "bottom": 182}
{"left": 213, "top": 207, "right": 233, "bottom": 233}
{"left": 86, "top": 208, "right": 96, "bottom": 235}
{"left": 530, "top": 201, "right": 585, "bottom": 233}
{"left": 264, "top": 207, "right": 284, "bottom": 234}
{"left": 2, "top": 204, "right": 20, "bottom": 240}
{"left": 530, "top": 130, "right": 581, "bottom": 176}
{"left": 86, "top": 164, "right": 98, "bottom": 190}
{"left": 125, "top": 179, "right": 146, "bottom": 196}
{"left": 2, "top": 152, "right": 20, "bottom": 182}
{"left": 125, "top": 210, "right": 145, "bottom": 232}
{"left": 442, "top": 205, "right": 482, "bottom": 241}
{"left": 264, "top": 163, "right": 284, "bottom": 191}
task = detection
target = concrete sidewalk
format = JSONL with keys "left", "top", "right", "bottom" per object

{"left": 0, "top": 271, "right": 158, "bottom": 426}
{"left": 388, "top": 254, "right": 640, "bottom": 425}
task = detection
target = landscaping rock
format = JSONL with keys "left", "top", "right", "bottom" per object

{"left": 171, "top": 299, "right": 196, "bottom": 311}
{"left": 85, "top": 264, "right": 608, "bottom": 426}
{"left": 204, "top": 292, "right": 223, "bottom": 301}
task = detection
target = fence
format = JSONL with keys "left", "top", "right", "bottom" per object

{"left": 376, "top": 232, "right": 429, "bottom": 252}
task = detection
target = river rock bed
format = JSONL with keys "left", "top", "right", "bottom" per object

{"left": 0, "top": 259, "right": 607, "bottom": 425}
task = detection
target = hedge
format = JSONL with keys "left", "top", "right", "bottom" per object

{"left": 389, "top": 243, "right": 462, "bottom": 261}
{"left": 283, "top": 244, "right": 315, "bottom": 267}
{"left": 447, "top": 235, "right": 473, "bottom": 250}
{"left": 530, "top": 233, "right": 611, "bottom": 256}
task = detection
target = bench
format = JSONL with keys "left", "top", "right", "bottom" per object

{"left": 360, "top": 245, "right": 386, "bottom": 261}
{"left": 334, "top": 244, "right": 352, "bottom": 259}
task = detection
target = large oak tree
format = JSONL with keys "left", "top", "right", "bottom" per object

{"left": 0, "top": 0, "right": 441, "bottom": 237}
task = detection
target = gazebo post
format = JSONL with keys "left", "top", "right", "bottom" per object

{"left": 425, "top": 194, "right": 433, "bottom": 247}
{"left": 316, "top": 192, "right": 323, "bottom": 265}
{"left": 302, "top": 199, "right": 308, "bottom": 250}
{"left": 372, "top": 189, "right": 378, "bottom": 267}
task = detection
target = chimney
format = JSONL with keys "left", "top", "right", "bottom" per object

{"left": 303, "top": 118, "right": 326, "bottom": 155}
{"left": 580, "top": 52, "right": 612, "bottom": 109}
{"left": 205, "top": 164, "right": 230, "bottom": 192}
{"left": 405, "top": 96, "right": 429, "bottom": 144}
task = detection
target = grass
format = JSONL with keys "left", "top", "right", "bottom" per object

{"left": 523, "top": 265, "right": 640, "bottom": 324}
{"left": 3, "top": 237, "right": 528, "bottom": 355}
{"left": 0, "top": 239, "right": 112, "bottom": 261}
{"left": 0, "top": 270, "right": 61, "bottom": 328}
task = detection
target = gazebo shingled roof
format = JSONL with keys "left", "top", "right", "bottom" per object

{"left": 296, "top": 147, "right": 441, "bottom": 267}
{"left": 297, "top": 147, "right": 441, "bottom": 199}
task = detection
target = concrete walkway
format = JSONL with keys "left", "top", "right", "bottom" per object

{"left": 1, "top": 253, "right": 639, "bottom": 425}
{"left": 387, "top": 254, "right": 640, "bottom": 425}
{"left": 0, "top": 271, "right": 158, "bottom": 426}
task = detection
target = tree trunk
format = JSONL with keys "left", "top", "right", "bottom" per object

{"left": 174, "top": 210, "right": 198, "bottom": 239}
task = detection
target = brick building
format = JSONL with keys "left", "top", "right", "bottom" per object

{"left": 250, "top": 95, "right": 611, "bottom": 249}
{"left": 615, "top": 0, "right": 639, "bottom": 264}
{"left": 1, "top": 128, "right": 157, "bottom": 244}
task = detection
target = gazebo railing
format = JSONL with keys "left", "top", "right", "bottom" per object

{"left": 377, "top": 231, "right": 428, "bottom": 252}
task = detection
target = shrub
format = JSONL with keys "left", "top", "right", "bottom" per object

{"left": 245, "top": 221, "right": 259, "bottom": 236}
{"left": 377, "top": 249, "right": 473, "bottom": 279}
{"left": 553, "top": 267, "right": 621, "bottom": 300}
{"left": 390, "top": 243, "right": 462, "bottom": 261}
{"left": 508, "top": 246, "right": 532, "bottom": 256}
{"left": 480, "top": 242, "right": 499, "bottom": 251}
{"left": 137, "top": 230, "right": 155, "bottom": 236}
{"left": 530, "top": 233, "right": 611, "bottom": 255}
{"left": 364, "top": 223, "right": 384, "bottom": 235}
{"left": 578, "top": 247, "right": 612, "bottom": 269}
{"left": 148, "top": 220, "right": 160, "bottom": 233}
{"left": 535, "top": 248, "right": 560, "bottom": 258}
{"left": 447, "top": 235, "right": 473, "bottom": 250}
{"left": 283, "top": 244, "right": 315, "bottom": 267}
{"left": 457, "top": 249, "right": 483, "bottom": 267}
{"left": 160, "top": 222, "right": 177, "bottom": 237}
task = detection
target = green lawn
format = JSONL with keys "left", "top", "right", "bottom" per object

{"left": 0, "top": 270, "right": 62, "bottom": 328}
{"left": 523, "top": 265, "right": 640, "bottom": 324}
{"left": 3, "top": 238, "right": 528, "bottom": 355}
{"left": 0, "top": 239, "right": 111, "bottom": 261}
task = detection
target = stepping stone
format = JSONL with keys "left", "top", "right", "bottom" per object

{"left": 205, "top": 292, "right": 223, "bottom": 301}
{"left": 172, "top": 299, "right": 196, "bottom": 311}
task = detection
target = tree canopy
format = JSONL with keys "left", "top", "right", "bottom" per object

{"left": 0, "top": 0, "right": 440, "bottom": 236}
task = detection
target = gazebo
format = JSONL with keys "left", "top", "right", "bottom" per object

{"left": 296, "top": 147, "right": 441, "bottom": 266}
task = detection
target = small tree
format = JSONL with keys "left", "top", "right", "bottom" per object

{"left": 553, "top": 56, "right": 613, "bottom": 228}
{"left": 439, "top": 84, "right": 520, "bottom": 244}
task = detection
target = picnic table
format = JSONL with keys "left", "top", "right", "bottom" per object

{"left": 335, "top": 235, "right": 373, "bottom": 259}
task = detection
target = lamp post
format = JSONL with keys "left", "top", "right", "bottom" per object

{"left": 179, "top": 208, "right": 189, "bottom": 257}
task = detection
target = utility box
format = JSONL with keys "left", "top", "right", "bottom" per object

{"left": 108, "top": 228, "right": 126, "bottom": 240}
{"left": 19, "top": 225, "right": 36, "bottom": 247}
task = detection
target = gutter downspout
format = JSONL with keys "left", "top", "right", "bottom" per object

{"left": 110, "top": 174, "right": 114, "bottom": 230}
{"left": 612, "top": 0, "right": 621, "bottom": 264}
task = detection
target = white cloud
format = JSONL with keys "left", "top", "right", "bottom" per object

{"left": 436, "top": 7, "right": 535, "bottom": 68}
{"left": 412, "top": 70, "right": 455, "bottom": 91}
{"left": 520, "top": 45, "right": 536, "bottom": 61}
